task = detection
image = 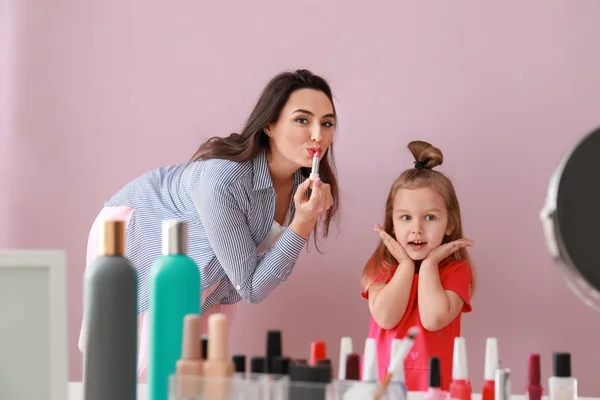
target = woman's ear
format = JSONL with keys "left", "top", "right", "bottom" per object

{"left": 264, "top": 124, "right": 273, "bottom": 137}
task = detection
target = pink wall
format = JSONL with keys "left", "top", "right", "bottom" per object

{"left": 4, "top": 0, "right": 600, "bottom": 395}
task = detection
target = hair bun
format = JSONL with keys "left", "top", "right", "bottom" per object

{"left": 408, "top": 140, "right": 443, "bottom": 170}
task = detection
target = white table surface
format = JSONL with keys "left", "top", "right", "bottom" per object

{"left": 66, "top": 382, "right": 596, "bottom": 400}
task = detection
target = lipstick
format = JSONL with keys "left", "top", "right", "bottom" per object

{"left": 449, "top": 337, "right": 472, "bottom": 400}
{"left": 526, "top": 354, "right": 543, "bottom": 400}
{"left": 483, "top": 338, "right": 499, "bottom": 400}
{"left": 310, "top": 151, "right": 321, "bottom": 181}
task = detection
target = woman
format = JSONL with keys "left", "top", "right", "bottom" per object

{"left": 78, "top": 69, "right": 340, "bottom": 378}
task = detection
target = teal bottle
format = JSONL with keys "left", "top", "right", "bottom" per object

{"left": 148, "top": 219, "right": 201, "bottom": 400}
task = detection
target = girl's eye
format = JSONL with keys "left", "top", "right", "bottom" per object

{"left": 295, "top": 117, "right": 309, "bottom": 124}
{"left": 426, "top": 215, "right": 436, "bottom": 221}
{"left": 400, "top": 215, "right": 411, "bottom": 221}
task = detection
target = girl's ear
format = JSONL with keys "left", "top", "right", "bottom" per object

{"left": 446, "top": 224, "right": 453, "bottom": 236}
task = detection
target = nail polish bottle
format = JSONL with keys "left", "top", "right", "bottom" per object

{"left": 482, "top": 338, "right": 498, "bottom": 400}
{"left": 338, "top": 337, "right": 353, "bottom": 380}
{"left": 526, "top": 354, "right": 543, "bottom": 400}
{"left": 549, "top": 352, "right": 577, "bottom": 400}
{"left": 273, "top": 356, "right": 291, "bottom": 375}
{"left": 266, "top": 330, "right": 282, "bottom": 374}
{"left": 250, "top": 356, "right": 266, "bottom": 375}
{"left": 344, "top": 353, "right": 360, "bottom": 380}
{"left": 425, "top": 357, "right": 448, "bottom": 400}
{"left": 232, "top": 354, "right": 246, "bottom": 379}
{"left": 449, "top": 337, "right": 472, "bottom": 400}
{"left": 310, "top": 340, "right": 327, "bottom": 366}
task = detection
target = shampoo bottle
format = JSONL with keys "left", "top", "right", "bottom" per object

{"left": 148, "top": 219, "right": 201, "bottom": 400}
{"left": 83, "top": 219, "right": 137, "bottom": 400}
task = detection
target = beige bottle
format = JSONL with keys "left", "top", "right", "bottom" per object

{"left": 203, "top": 313, "right": 235, "bottom": 399}
{"left": 175, "top": 314, "right": 203, "bottom": 398}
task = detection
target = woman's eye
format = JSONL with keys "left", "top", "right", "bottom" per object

{"left": 322, "top": 121, "right": 335, "bottom": 128}
{"left": 295, "top": 117, "right": 309, "bottom": 124}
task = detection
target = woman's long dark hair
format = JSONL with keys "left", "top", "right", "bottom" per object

{"left": 190, "top": 69, "right": 340, "bottom": 249}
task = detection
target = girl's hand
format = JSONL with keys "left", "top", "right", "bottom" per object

{"left": 424, "top": 238, "right": 474, "bottom": 265}
{"left": 374, "top": 224, "right": 411, "bottom": 263}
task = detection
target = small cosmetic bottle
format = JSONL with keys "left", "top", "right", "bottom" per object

{"left": 203, "top": 313, "right": 235, "bottom": 399}
{"left": 266, "top": 330, "right": 282, "bottom": 374}
{"left": 482, "top": 338, "right": 499, "bottom": 400}
{"left": 449, "top": 337, "right": 472, "bottom": 400}
{"left": 273, "top": 356, "right": 291, "bottom": 375}
{"left": 425, "top": 357, "right": 448, "bottom": 400}
{"left": 250, "top": 356, "right": 266, "bottom": 378}
{"left": 83, "top": 220, "right": 137, "bottom": 400}
{"left": 232, "top": 355, "right": 246, "bottom": 378}
{"left": 310, "top": 340, "right": 327, "bottom": 366}
{"left": 361, "top": 338, "right": 378, "bottom": 383}
{"left": 526, "top": 354, "right": 543, "bottom": 400}
{"left": 344, "top": 353, "right": 360, "bottom": 380}
{"left": 549, "top": 352, "right": 577, "bottom": 400}
{"left": 338, "top": 337, "right": 353, "bottom": 380}
{"left": 175, "top": 314, "right": 203, "bottom": 398}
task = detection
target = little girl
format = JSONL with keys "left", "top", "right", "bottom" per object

{"left": 361, "top": 140, "right": 475, "bottom": 391}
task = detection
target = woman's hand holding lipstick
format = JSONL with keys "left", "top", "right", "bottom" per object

{"left": 289, "top": 177, "right": 333, "bottom": 239}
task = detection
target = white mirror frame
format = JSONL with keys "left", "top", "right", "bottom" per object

{"left": 0, "top": 249, "right": 68, "bottom": 400}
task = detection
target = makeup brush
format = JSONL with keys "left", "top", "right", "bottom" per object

{"left": 371, "top": 327, "right": 420, "bottom": 400}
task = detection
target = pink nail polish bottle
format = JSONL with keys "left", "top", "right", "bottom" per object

{"left": 426, "top": 357, "right": 449, "bottom": 400}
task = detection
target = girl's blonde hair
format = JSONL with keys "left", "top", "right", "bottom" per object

{"left": 361, "top": 140, "right": 476, "bottom": 295}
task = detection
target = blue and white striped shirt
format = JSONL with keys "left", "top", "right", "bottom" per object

{"left": 105, "top": 150, "right": 307, "bottom": 314}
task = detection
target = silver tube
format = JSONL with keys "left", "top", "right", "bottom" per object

{"left": 162, "top": 219, "right": 188, "bottom": 255}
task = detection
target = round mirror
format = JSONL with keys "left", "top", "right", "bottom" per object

{"left": 540, "top": 126, "right": 600, "bottom": 310}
